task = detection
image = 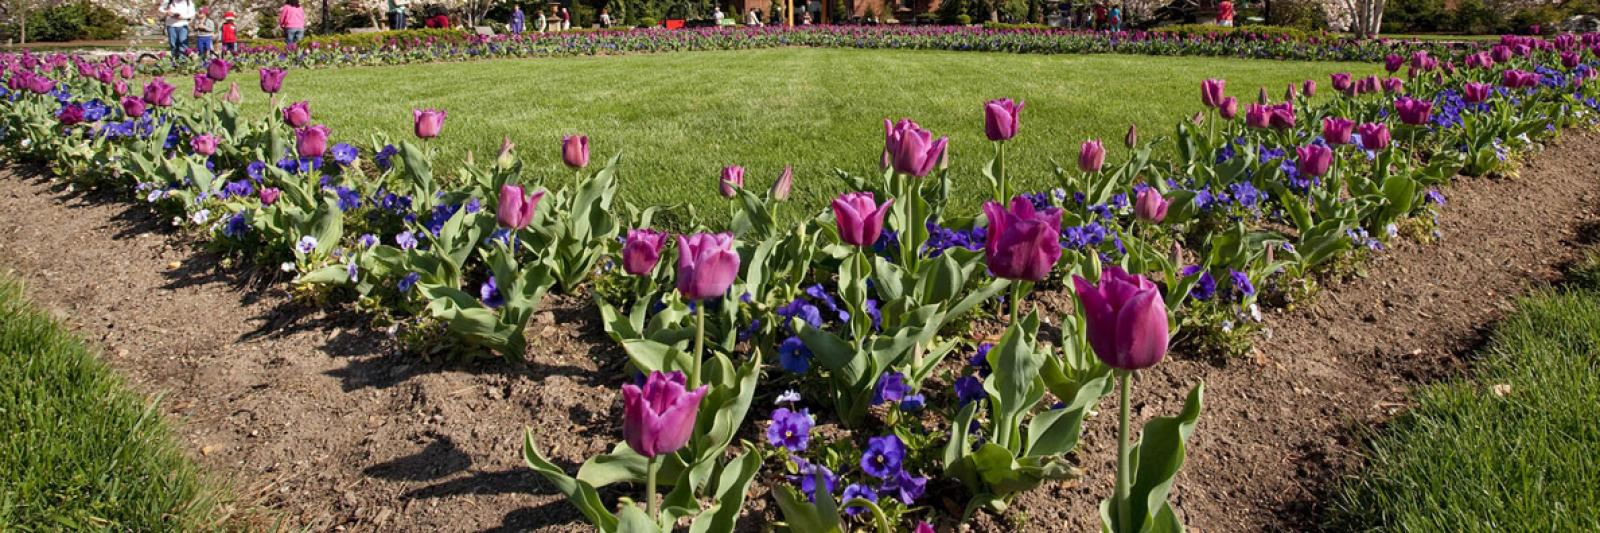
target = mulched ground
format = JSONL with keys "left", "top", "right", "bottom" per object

{"left": 1, "top": 128, "right": 1596, "bottom": 532}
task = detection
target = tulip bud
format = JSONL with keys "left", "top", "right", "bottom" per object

{"left": 259, "top": 187, "right": 281, "bottom": 206}
{"left": 259, "top": 67, "right": 287, "bottom": 94}
{"left": 496, "top": 136, "right": 516, "bottom": 170}
{"left": 983, "top": 98, "right": 1023, "bottom": 142}
{"left": 294, "top": 124, "right": 331, "bottom": 159}
{"left": 832, "top": 191, "right": 893, "bottom": 247}
{"left": 1302, "top": 79, "right": 1317, "bottom": 98}
{"left": 496, "top": 184, "right": 544, "bottom": 230}
{"left": 676, "top": 233, "right": 740, "bottom": 301}
{"left": 561, "top": 135, "right": 589, "bottom": 168}
{"left": 190, "top": 134, "right": 219, "bottom": 156}
{"left": 1134, "top": 188, "right": 1169, "bottom": 223}
{"left": 1219, "top": 97, "right": 1239, "bottom": 120}
{"left": 621, "top": 228, "right": 669, "bottom": 276}
{"left": 623, "top": 371, "right": 708, "bottom": 458}
{"left": 223, "top": 82, "right": 242, "bottom": 104}
{"left": 1124, "top": 123, "right": 1137, "bottom": 150}
{"left": 1200, "top": 78, "right": 1225, "bottom": 108}
{"left": 719, "top": 166, "right": 745, "bottom": 199}
{"left": 1073, "top": 266, "right": 1169, "bottom": 370}
{"left": 283, "top": 101, "right": 312, "bottom": 128}
{"left": 412, "top": 108, "right": 446, "bottom": 139}
{"left": 1257, "top": 86, "right": 1269, "bottom": 104}
{"left": 770, "top": 166, "right": 793, "bottom": 201}
{"left": 1077, "top": 140, "right": 1105, "bottom": 173}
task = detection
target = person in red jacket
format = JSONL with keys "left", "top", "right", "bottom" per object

{"left": 221, "top": 12, "right": 238, "bottom": 53}
{"left": 1216, "top": 0, "right": 1235, "bottom": 27}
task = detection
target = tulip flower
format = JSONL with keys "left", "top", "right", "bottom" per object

{"left": 1331, "top": 72, "right": 1353, "bottom": 94}
{"left": 1256, "top": 86, "right": 1269, "bottom": 104}
{"left": 890, "top": 122, "right": 947, "bottom": 178}
{"left": 1134, "top": 188, "right": 1169, "bottom": 223}
{"left": 57, "top": 104, "right": 84, "bottom": 126}
{"left": 676, "top": 232, "right": 739, "bottom": 302}
{"left": 1267, "top": 103, "right": 1295, "bottom": 129}
{"left": 1302, "top": 79, "right": 1317, "bottom": 98}
{"left": 205, "top": 58, "right": 229, "bottom": 81}
{"left": 982, "top": 196, "right": 1063, "bottom": 282}
{"left": 1074, "top": 266, "right": 1169, "bottom": 371}
{"left": 621, "top": 228, "right": 669, "bottom": 276}
{"left": 1124, "top": 123, "right": 1137, "bottom": 149}
{"left": 1463, "top": 82, "right": 1492, "bottom": 104}
{"left": 1200, "top": 78, "right": 1225, "bottom": 108}
{"left": 1357, "top": 123, "right": 1390, "bottom": 151}
{"left": 295, "top": 124, "right": 331, "bottom": 159}
{"left": 1394, "top": 97, "right": 1433, "bottom": 126}
{"left": 496, "top": 184, "right": 544, "bottom": 230}
{"left": 983, "top": 98, "right": 1023, "bottom": 141}
{"left": 192, "top": 72, "right": 214, "bottom": 96}
{"left": 1077, "top": 139, "right": 1105, "bottom": 173}
{"left": 622, "top": 370, "right": 708, "bottom": 518}
{"left": 119, "top": 64, "right": 134, "bottom": 79}
{"left": 1384, "top": 54, "right": 1403, "bottom": 72}
{"left": 1322, "top": 117, "right": 1354, "bottom": 145}
{"left": 770, "top": 166, "right": 793, "bottom": 201}
{"left": 142, "top": 77, "right": 174, "bottom": 107}
{"left": 120, "top": 96, "right": 145, "bottom": 118}
{"left": 1245, "top": 104, "right": 1270, "bottom": 129}
{"left": 719, "top": 165, "right": 745, "bottom": 198}
{"left": 494, "top": 136, "right": 516, "bottom": 169}
{"left": 1218, "top": 96, "right": 1239, "bottom": 120}
{"left": 1283, "top": 82, "right": 1297, "bottom": 101}
{"left": 223, "top": 82, "right": 242, "bottom": 104}
{"left": 561, "top": 134, "right": 588, "bottom": 168}
{"left": 259, "top": 187, "right": 281, "bottom": 206}
{"left": 259, "top": 67, "right": 287, "bottom": 94}
{"left": 191, "top": 134, "right": 218, "bottom": 156}
{"left": 412, "top": 108, "right": 446, "bottom": 139}
{"left": 1561, "top": 51, "right": 1580, "bottom": 69}
{"left": 1382, "top": 77, "right": 1404, "bottom": 95}
{"left": 832, "top": 191, "right": 893, "bottom": 247}
{"left": 1296, "top": 144, "right": 1332, "bottom": 177}
{"left": 283, "top": 101, "right": 311, "bottom": 127}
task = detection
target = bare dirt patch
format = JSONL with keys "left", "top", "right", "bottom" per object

{"left": 1, "top": 129, "right": 1597, "bottom": 532}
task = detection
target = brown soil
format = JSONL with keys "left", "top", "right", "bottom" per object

{"left": 1, "top": 128, "right": 1597, "bottom": 532}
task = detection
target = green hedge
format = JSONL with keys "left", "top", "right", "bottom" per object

{"left": 244, "top": 28, "right": 471, "bottom": 48}
{"left": 1, "top": 1, "right": 126, "bottom": 42}
{"left": 1151, "top": 24, "right": 1327, "bottom": 41}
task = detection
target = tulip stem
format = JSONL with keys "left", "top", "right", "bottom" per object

{"left": 645, "top": 455, "right": 660, "bottom": 522}
{"left": 691, "top": 302, "right": 706, "bottom": 390}
{"left": 996, "top": 141, "right": 1008, "bottom": 203}
{"left": 1009, "top": 281, "right": 1027, "bottom": 325}
{"left": 1115, "top": 370, "right": 1134, "bottom": 532}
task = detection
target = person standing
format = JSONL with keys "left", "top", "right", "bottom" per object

{"left": 389, "top": 0, "right": 410, "bottom": 29}
{"left": 280, "top": 0, "right": 306, "bottom": 45}
{"left": 535, "top": 7, "right": 548, "bottom": 32}
{"left": 160, "top": 0, "right": 196, "bottom": 60}
{"left": 559, "top": 6, "right": 571, "bottom": 30}
{"left": 598, "top": 7, "right": 611, "bottom": 27}
{"left": 1108, "top": 3, "right": 1121, "bottom": 31}
{"left": 192, "top": 9, "right": 216, "bottom": 56}
{"left": 221, "top": 12, "right": 238, "bottom": 53}
{"left": 712, "top": 5, "right": 723, "bottom": 24}
{"left": 1216, "top": 0, "right": 1234, "bottom": 27}
{"left": 510, "top": 5, "right": 525, "bottom": 33}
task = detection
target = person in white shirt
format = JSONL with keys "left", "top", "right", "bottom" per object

{"left": 160, "top": 0, "right": 196, "bottom": 60}
{"left": 598, "top": 7, "right": 611, "bottom": 27}
{"left": 745, "top": 8, "right": 761, "bottom": 25}
{"left": 712, "top": 6, "right": 723, "bottom": 24}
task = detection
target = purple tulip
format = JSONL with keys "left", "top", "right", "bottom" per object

{"left": 497, "top": 184, "right": 544, "bottom": 230}
{"left": 1218, "top": 96, "right": 1239, "bottom": 120}
{"left": 283, "top": 101, "right": 311, "bottom": 127}
{"left": 1394, "top": 97, "right": 1433, "bottom": 126}
{"left": 676, "top": 233, "right": 740, "bottom": 301}
{"left": 1382, "top": 77, "right": 1404, "bottom": 95}
{"left": 223, "top": 82, "right": 242, "bottom": 104}
{"left": 1296, "top": 144, "right": 1332, "bottom": 177}
{"left": 1283, "top": 82, "right": 1297, "bottom": 101}
{"left": 983, "top": 98, "right": 1023, "bottom": 141}
{"left": 295, "top": 124, "right": 331, "bottom": 159}
{"left": 1322, "top": 117, "right": 1354, "bottom": 145}
{"left": 1077, "top": 140, "right": 1105, "bottom": 173}
{"left": 119, "top": 64, "right": 134, "bottom": 79}
{"left": 622, "top": 228, "right": 669, "bottom": 276}
{"left": 120, "top": 96, "right": 145, "bottom": 118}
{"left": 259, "top": 68, "right": 287, "bottom": 94}
{"left": 1331, "top": 72, "right": 1353, "bottom": 94}
{"left": 562, "top": 135, "right": 589, "bottom": 168}
{"left": 1384, "top": 54, "right": 1404, "bottom": 72}
{"left": 1200, "top": 78, "right": 1225, "bottom": 108}
{"left": 1268, "top": 103, "right": 1296, "bottom": 129}
{"left": 259, "top": 187, "right": 281, "bottom": 205}
{"left": 1357, "top": 123, "right": 1391, "bottom": 151}
{"left": 1302, "top": 79, "right": 1317, "bottom": 98}
{"left": 1124, "top": 123, "right": 1137, "bottom": 149}
{"left": 142, "top": 77, "right": 174, "bottom": 107}
{"left": 770, "top": 166, "right": 794, "bottom": 201}
{"left": 1463, "top": 82, "right": 1492, "bottom": 104}
{"left": 57, "top": 104, "right": 85, "bottom": 126}
{"left": 191, "top": 134, "right": 219, "bottom": 156}
{"left": 832, "top": 191, "right": 893, "bottom": 247}
{"left": 205, "top": 58, "right": 229, "bottom": 81}
{"left": 1134, "top": 189, "right": 1169, "bottom": 223}
{"left": 413, "top": 108, "right": 446, "bottom": 139}
{"left": 719, "top": 166, "right": 745, "bottom": 198}
{"left": 1073, "top": 266, "right": 1169, "bottom": 370}
{"left": 982, "top": 196, "right": 1063, "bottom": 282}
{"left": 1245, "top": 104, "right": 1270, "bottom": 129}
{"left": 622, "top": 371, "right": 708, "bottom": 458}
{"left": 1256, "top": 86, "right": 1269, "bottom": 104}
{"left": 192, "top": 72, "right": 214, "bottom": 96}
{"left": 890, "top": 122, "right": 947, "bottom": 178}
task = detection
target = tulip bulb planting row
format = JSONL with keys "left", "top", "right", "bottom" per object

{"left": 4, "top": 34, "right": 1600, "bottom": 531}
{"left": 123, "top": 25, "right": 1562, "bottom": 76}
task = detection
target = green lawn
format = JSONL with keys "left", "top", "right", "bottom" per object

{"left": 0, "top": 274, "right": 221, "bottom": 530}
{"left": 180, "top": 48, "right": 1374, "bottom": 218}
{"left": 1328, "top": 255, "right": 1600, "bottom": 531}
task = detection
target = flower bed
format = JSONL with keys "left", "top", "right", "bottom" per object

{"left": 3, "top": 34, "right": 1600, "bottom": 531}
{"left": 128, "top": 25, "right": 1518, "bottom": 75}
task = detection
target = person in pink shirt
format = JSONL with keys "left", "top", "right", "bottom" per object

{"left": 1216, "top": 0, "right": 1234, "bottom": 27}
{"left": 279, "top": 0, "right": 306, "bottom": 45}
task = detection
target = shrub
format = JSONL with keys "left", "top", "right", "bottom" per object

{"left": 1381, "top": 0, "right": 1451, "bottom": 34}
{"left": 1265, "top": 0, "right": 1328, "bottom": 32}
{"left": 301, "top": 28, "right": 471, "bottom": 48}
{"left": 1151, "top": 23, "right": 1322, "bottom": 41}
{"left": 2, "top": 1, "right": 127, "bottom": 42}
{"left": 638, "top": 16, "right": 659, "bottom": 27}
{"left": 958, "top": 14, "right": 973, "bottom": 25}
